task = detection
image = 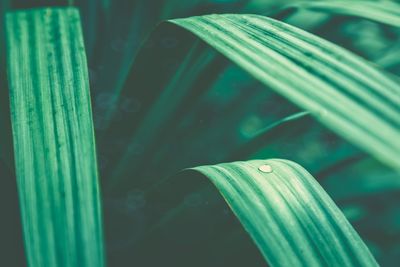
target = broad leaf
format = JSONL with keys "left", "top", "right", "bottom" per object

{"left": 191, "top": 159, "right": 378, "bottom": 266}
{"left": 105, "top": 14, "right": 400, "bottom": 189}
{"left": 169, "top": 14, "right": 400, "bottom": 171}
{"left": 131, "top": 159, "right": 378, "bottom": 266}
{"left": 5, "top": 8, "right": 105, "bottom": 267}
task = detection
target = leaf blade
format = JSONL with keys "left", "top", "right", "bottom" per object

{"left": 6, "top": 8, "right": 105, "bottom": 267}
{"left": 170, "top": 14, "right": 400, "bottom": 171}
{"left": 191, "top": 159, "right": 378, "bottom": 266}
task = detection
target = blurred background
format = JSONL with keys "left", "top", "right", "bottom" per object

{"left": 1, "top": 0, "right": 400, "bottom": 266}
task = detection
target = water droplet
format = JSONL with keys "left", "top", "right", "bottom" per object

{"left": 258, "top": 164, "right": 273, "bottom": 173}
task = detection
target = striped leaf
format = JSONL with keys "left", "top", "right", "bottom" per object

{"left": 284, "top": 1, "right": 400, "bottom": 27}
{"left": 107, "top": 13, "right": 399, "bottom": 188}
{"left": 188, "top": 159, "right": 378, "bottom": 266}
{"left": 5, "top": 8, "right": 105, "bottom": 267}
{"left": 170, "top": 14, "right": 400, "bottom": 171}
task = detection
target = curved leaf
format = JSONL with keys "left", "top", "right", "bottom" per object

{"left": 189, "top": 159, "right": 378, "bottom": 266}
{"left": 106, "top": 14, "right": 400, "bottom": 188}
{"left": 169, "top": 14, "right": 400, "bottom": 171}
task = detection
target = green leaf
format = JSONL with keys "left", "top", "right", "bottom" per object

{"left": 5, "top": 8, "right": 105, "bottom": 267}
{"left": 170, "top": 14, "right": 400, "bottom": 171}
{"left": 120, "top": 159, "right": 377, "bottom": 266}
{"left": 227, "top": 111, "right": 311, "bottom": 160}
{"left": 322, "top": 157, "right": 400, "bottom": 200}
{"left": 89, "top": 0, "right": 295, "bottom": 123}
{"left": 269, "top": 1, "right": 400, "bottom": 76}
{"left": 105, "top": 14, "right": 399, "bottom": 190}
{"left": 284, "top": 0, "right": 400, "bottom": 27}
{"left": 189, "top": 159, "right": 378, "bottom": 266}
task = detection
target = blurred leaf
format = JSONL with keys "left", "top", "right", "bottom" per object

{"left": 227, "top": 111, "right": 310, "bottom": 160}
{"left": 88, "top": 0, "right": 300, "bottom": 124}
{"left": 323, "top": 157, "right": 400, "bottom": 200}
{"left": 275, "top": 0, "right": 400, "bottom": 74}
{"left": 171, "top": 15, "right": 400, "bottom": 170}
{"left": 333, "top": 190, "right": 400, "bottom": 266}
{"left": 5, "top": 8, "right": 104, "bottom": 267}
{"left": 2, "top": 2, "right": 399, "bottom": 267}
{"left": 106, "top": 14, "right": 400, "bottom": 190}
{"left": 284, "top": 0, "right": 400, "bottom": 27}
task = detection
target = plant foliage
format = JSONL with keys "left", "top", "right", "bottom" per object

{"left": 1, "top": 1, "right": 399, "bottom": 267}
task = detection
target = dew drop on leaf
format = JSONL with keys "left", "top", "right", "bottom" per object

{"left": 258, "top": 164, "right": 273, "bottom": 173}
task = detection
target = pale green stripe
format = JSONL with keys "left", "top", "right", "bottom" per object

{"left": 171, "top": 14, "right": 400, "bottom": 171}
{"left": 191, "top": 159, "right": 378, "bottom": 266}
{"left": 6, "top": 8, "right": 105, "bottom": 267}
